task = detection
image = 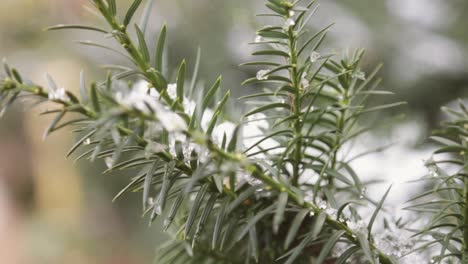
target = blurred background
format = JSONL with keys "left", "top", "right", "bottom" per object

{"left": 0, "top": 0, "right": 467, "bottom": 263}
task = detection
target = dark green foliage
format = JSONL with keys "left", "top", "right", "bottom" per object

{"left": 408, "top": 101, "right": 468, "bottom": 263}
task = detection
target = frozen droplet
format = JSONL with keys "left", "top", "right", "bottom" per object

{"left": 256, "top": 70, "right": 269, "bottom": 80}
{"left": 255, "top": 35, "right": 263, "bottom": 43}
{"left": 289, "top": 10, "right": 295, "bottom": 17}
{"left": 163, "top": 219, "right": 170, "bottom": 229}
{"left": 301, "top": 72, "right": 310, "bottom": 88}
{"left": 105, "top": 157, "right": 113, "bottom": 169}
{"left": 359, "top": 187, "right": 367, "bottom": 199}
{"left": 424, "top": 157, "right": 439, "bottom": 177}
{"left": 310, "top": 51, "right": 321, "bottom": 63}
{"left": 147, "top": 197, "right": 155, "bottom": 206}
{"left": 154, "top": 203, "right": 162, "bottom": 215}
{"left": 284, "top": 18, "right": 295, "bottom": 28}
{"left": 167, "top": 83, "right": 177, "bottom": 99}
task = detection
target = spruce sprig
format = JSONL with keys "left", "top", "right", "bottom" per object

{"left": 0, "top": 0, "right": 409, "bottom": 263}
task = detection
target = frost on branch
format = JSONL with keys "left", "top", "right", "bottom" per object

{"left": 0, "top": 0, "right": 419, "bottom": 263}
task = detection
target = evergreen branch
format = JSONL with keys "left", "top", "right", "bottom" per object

{"left": 0, "top": 64, "right": 396, "bottom": 264}
{"left": 0, "top": 0, "right": 410, "bottom": 263}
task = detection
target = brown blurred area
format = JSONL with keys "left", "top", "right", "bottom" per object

{"left": 0, "top": 0, "right": 162, "bottom": 263}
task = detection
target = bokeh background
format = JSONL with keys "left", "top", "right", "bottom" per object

{"left": 0, "top": 0, "right": 467, "bottom": 263}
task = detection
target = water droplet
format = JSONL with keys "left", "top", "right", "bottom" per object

{"left": 256, "top": 70, "right": 269, "bottom": 80}
{"left": 359, "top": 187, "right": 367, "bottom": 199}
{"left": 289, "top": 10, "right": 295, "bottom": 17}
{"left": 83, "top": 138, "right": 91, "bottom": 145}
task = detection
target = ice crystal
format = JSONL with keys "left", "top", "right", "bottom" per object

{"left": 48, "top": 87, "right": 70, "bottom": 102}
{"left": 105, "top": 157, "right": 113, "bottom": 169}
{"left": 347, "top": 219, "right": 367, "bottom": 238}
{"left": 374, "top": 229, "right": 415, "bottom": 259}
{"left": 310, "top": 51, "right": 321, "bottom": 63}
{"left": 352, "top": 70, "right": 366, "bottom": 80}
{"left": 167, "top": 83, "right": 177, "bottom": 99}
